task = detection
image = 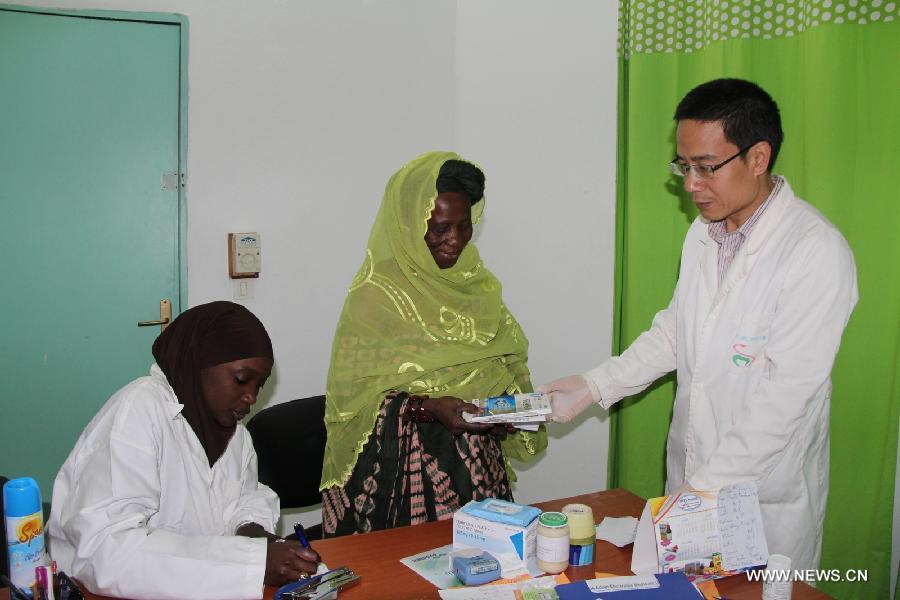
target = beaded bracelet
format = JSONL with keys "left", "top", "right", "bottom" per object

{"left": 404, "top": 394, "right": 435, "bottom": 423}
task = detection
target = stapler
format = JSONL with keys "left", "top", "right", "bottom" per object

{"left": 275, "top": 566, "right": 360, "bottom": 600}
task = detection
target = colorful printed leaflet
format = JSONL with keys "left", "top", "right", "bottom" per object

{"left": 631, "top": 482, "right": 768, "bottom": 583}
{"left": 463, "top": 393, "right": 551, "bottom": 430}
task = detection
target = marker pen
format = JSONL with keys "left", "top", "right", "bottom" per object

{"left": 36, "top": 565, "right": 54, "bottom": 600}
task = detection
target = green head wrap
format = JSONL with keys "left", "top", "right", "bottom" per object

{"left": 320, "top": 151, "right": 547, "bottom": 490}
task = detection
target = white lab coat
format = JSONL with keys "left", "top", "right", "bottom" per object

{"left": 48, "top": 364, "right": 280, "bottom": 600}
{"left": 585, "top": 178, "right": 857, "bottom": 571}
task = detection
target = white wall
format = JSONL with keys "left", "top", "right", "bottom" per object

{"left": 184, "top": 2, "right": 461, "bottom": 408}
{"left": 19, "top": 0, "right": 619, "bottom": 528}
{"left": 455, "top": 1, "right": 617, "bottom": 503}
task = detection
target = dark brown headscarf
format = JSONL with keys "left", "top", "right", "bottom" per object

{"left": 152, "top": 301, "right": 273, "bottom": 466}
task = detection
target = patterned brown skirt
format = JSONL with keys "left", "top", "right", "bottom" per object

{"left": 322, "top": 391, "right": 513, "bottom": 537}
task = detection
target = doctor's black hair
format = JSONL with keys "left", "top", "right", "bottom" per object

{"left": 674, "top": 78, "right": 783, "bottom": 172}
{"left": 436, "top": 159, "right": 485, "bottom": 205}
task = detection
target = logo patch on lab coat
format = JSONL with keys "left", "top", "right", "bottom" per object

{"left": 732, "top": 313, "right": 771, "bottom": 368}
{"left": 731, "top": 334, "right": 766, "bottom": 367}
{"left": 731, "top": 343, "right": 756, "bottom": 366}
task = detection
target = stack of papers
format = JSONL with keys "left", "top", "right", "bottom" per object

{"left": 462, "top": 393, "right": 551, "bottom": 431}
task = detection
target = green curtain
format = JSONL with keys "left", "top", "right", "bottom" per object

{"left": 610, "top": 2, "right": 900, "bottom": 598}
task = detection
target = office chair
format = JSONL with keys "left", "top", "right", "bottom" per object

{"left": 246, "top": 395, "right": 327, "bottom": 539}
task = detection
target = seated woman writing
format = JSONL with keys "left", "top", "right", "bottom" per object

{"left": 320, "top": 151, "right": 547, "bottom": 536}
{"left": 47, "top": 301, "right": 319, "bottom": 600}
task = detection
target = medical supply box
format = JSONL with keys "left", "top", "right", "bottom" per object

{"left": 451, "top": 499, "right": 541, "bottom": 578}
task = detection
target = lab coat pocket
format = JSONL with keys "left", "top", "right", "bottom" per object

{"left": 757, "top": 439, "right": 804, "bottom": 505}
{"left": 730, "top": 312, "right": 773, "bottom": 370}
{"left": 722, "top": 313, "right": 773, "bottom": 428}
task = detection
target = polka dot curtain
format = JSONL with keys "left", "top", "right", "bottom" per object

{"left": 619, "top": 0, "right": 900, "bottom": 57}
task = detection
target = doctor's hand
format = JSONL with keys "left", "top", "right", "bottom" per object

{"left": 538, "top": 374, "right": 597, "bottom": 423}
{"left": 265, "top": 539, "right": 320, "bottom": 587}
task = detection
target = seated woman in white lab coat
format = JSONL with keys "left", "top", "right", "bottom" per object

{"left": 48, "top": 301, "right": 319, "bottom": 600}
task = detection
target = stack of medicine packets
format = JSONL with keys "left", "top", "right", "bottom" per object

{"left": 461, "top": 393, "right": 551, "bottom": 431}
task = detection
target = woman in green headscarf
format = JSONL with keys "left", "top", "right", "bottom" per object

{"left": 320, "top": 151, "right": 547, "bottom": 536}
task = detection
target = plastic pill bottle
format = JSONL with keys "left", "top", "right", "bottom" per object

{"left": 762, "top": 553, "right": 793, "bottom": 600}
{"left": 536, "top": 511, "right": 569, "bottom": 574}
{"left": 561, "top": 503, "right": 595, "bottom": 567}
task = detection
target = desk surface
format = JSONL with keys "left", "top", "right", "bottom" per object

{"left": 2, "top": 489, "right": 833, "bottom": 600}
{"left": 290, "top": 488, "right": 832, "bottom": 600}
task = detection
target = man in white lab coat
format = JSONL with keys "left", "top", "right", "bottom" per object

{"left": 540, "top": 78, "right": 858, "bottom": 571}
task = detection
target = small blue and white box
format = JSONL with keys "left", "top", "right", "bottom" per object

{"left": 452, "top": 551, "right": 502, "bottom": 586}
{"left": 451, "top": 499, "right": 541, "bottom": 578}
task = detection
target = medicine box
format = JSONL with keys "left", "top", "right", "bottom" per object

{"left": 451, "top": 500, "right": 539, "bottom": 578}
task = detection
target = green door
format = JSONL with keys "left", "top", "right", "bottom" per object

{"left": 0, "top": 8, "right": 185, "bottom": 497}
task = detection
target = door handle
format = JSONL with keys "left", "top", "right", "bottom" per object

{"left": 138, "top": 299, "right": 172, "bottom": 332}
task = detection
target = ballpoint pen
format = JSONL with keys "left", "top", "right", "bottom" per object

{"left": 293, "top": 522, "right": 311, "bottom": 549}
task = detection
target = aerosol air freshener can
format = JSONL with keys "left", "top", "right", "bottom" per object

{"left": 4, "top": 477, "right": 47, "bottom": 596}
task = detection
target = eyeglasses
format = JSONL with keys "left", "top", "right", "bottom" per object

{"left": 669, "top": 143, "right": 757, "bottom": 179}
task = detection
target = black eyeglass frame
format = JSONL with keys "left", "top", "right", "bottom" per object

{"left": 669, "top": 142, "right": 759, "bottom": 179}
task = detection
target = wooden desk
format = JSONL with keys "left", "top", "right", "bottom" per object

{"left": 291, "top": 488, "right": 832, "bottom": 600}
{"left": 2, "top": 489, "right": 832, "bottom": 600}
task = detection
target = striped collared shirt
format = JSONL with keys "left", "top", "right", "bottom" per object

{"left": 708, "top": 176, "right": 783, "bottom": 287}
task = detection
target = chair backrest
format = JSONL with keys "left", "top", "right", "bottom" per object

{"left": 246, "top": 395, "right": 326, "bottom": 509}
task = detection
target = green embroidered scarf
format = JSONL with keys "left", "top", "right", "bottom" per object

{"left": 320, "top": 151, "right": 547, "bottom": 490}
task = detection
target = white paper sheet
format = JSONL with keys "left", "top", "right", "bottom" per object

{"left": 400, "top": 544, "right": 462, "bottom": 589}
{"left": 595, "top": 516, "right": 639, "bottom": 547}
{"left": 717, "top": 482, "right": 769, "bottom": 570}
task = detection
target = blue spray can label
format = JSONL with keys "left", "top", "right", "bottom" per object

{"left": 4, "top": 477, "right": 47, "bottom": 596}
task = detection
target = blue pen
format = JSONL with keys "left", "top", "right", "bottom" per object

{"left": 293, "top": 522, "right": 311, "bottom": 549}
